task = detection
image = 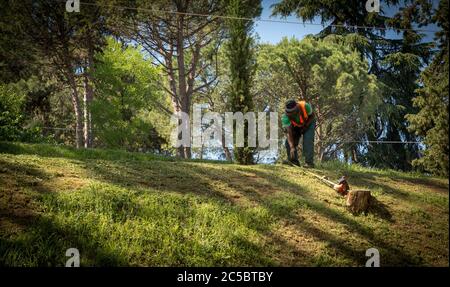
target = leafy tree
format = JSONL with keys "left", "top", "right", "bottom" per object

{"left": 0, "top": 81, "right": 52, "bottom": 143}
{"left": 0, "top": 83, "right": 27, "bottom": 141}
{"left": 91, "top": 37, "right": 170, "bottom": 151}
{"left": 406, "top": 0, "right": 449, "bottom": 176}
{"left": 4, "top": 0, "right": 109, "bottom": 148}
{"left": 254, "top": 36, "right": 381, "bottom": 162}
{"left": 271, "top": 0, "right": 435, "bottom": 170}
{"left": 0, "top": 1, "right": 37, "bottom": 83}
{"left": 107, "top": 0, "right": 226, "bottom": 158}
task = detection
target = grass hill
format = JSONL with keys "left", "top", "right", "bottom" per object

{"left": 0, "top": 142, "right": 448, "bottom": 266}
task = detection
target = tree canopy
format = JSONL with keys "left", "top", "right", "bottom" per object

{"left": 0, "top": 0, "right": 447, "bottom": 174}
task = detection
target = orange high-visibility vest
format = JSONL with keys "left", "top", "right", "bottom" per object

{"left": 290, "top": 101, "right": 309, "bottom": 128}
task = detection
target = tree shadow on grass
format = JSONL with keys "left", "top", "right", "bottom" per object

{"left": 1, "top": 159, "right": 276, "bottom": 266}
{"left": 351, "top": 176, "right": 448, "bottom": 210}
{"left": 368, "top": 197, "right": 393, "bottom": 222}
{"left": 0, "top": 155, "right": 430, "bottom": 266}
{"left": 0, "top": 161, "right": 128, "bottom": 266}
{"left": 402, "top": 177, "right": 449, "bottom": 192}
{"left": 80, "top": 160, "right": 237, "bottom": 204}
{"left": 231, "top": 167, "right": 423, "bottom": 266}
{"left": 0, "top": 216, "right": 127, "bottom": 266}
{"left": 86, "top": 161, "right": 445, "bottom": 266}
{"left": 94, "top": 160, "right": 419, "bottom": 266}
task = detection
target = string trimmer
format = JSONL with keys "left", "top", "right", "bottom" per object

{"left": 301, "top": 168, "right": 350, "bottom": 196}
{"left": 286, "top": 163, "right": 372, "bottom": 214}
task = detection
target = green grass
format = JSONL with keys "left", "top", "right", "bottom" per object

{"left": 0, "top": 142, "right": 448, "bottom": 266}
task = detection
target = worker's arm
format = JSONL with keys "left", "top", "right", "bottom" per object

{"left": 282, "top": 114, "right": 296, "bottom": 160}
{"left": 287, "top": 126, "right": 296, "bottom": 160}
{"left": 287, "top": 125, "right": 295, "bottom": 149}
{"left": 282, "top": 114, "right": 295, "bottom": 148}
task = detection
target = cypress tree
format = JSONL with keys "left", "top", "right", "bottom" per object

{"left": 225, "top": 0, "right": 262, "bottom": 164}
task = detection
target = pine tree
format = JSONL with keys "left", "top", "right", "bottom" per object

{"left": 406, "top": 0, "right": 449, "bottom": 176}
{"left": 271, "top": 0, "right": 435, "bottom": 171}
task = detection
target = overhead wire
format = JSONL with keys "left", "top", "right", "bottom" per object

{"left": 56, "top": 0, "right": 441, "bottom": 34}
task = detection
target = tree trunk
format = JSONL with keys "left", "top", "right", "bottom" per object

{"left": 83, "top": 74, "right": 93, "bottom": 148}
{"left": 64, "top": 49, "right": 83, "bottom": 149}
{"left": 83, "top": 37, "right": 95, "bottom": 148}
{"left": 315, "top": 105, "right": 323, "bottom": 162}
{"left": 172, "top": 103, "right": 185, "bottom": 158}
{"left": 42, "top": 104, "right": 51, "bottom": 138}
{"left": 352, "top": 147, "right": 358, "bottom": 163}
{"left": 176, "top": 15, "right": 192, "bottom": 159}
{"left": 224, "top": 147, "right": 232, "bottom": 161}
{"left": 184, "top": 147, "right": 192, "bottom": 159}
{"left": 177, "top": 146, "right": 185, "bottom": 158}
{"left": 222, "top": 129, "right": 232, "bottom": 161}
{"left": 141, "top": 2, "right": 219, "bottom": 160}
{"left": 72, "top": 88, "right": 83, "bottom": 149}
{"left": 67, "top": 74, "right": 83, "bottom": 149}
{"left": 346, "top": 190, "right": 371, "bottom": 214}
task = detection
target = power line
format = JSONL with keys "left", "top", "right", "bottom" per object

{"left": 317, "top": 140, "right": 422, "bottom": 144}
{"left": 276, "top": 138, "right": 422, "bottom": 145}
{"left": 58, "top": 0, "right": 440, "bottom": 34}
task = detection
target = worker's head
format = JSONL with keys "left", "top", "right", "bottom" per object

{"left": 285, "top": 99, "right": 299, "bottom": 118}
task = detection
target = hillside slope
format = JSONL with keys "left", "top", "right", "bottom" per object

{"left": 0, "top": 142, "right": 448, "bottom": 266}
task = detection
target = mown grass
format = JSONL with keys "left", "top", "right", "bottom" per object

{"left": 0, "top": 142, "right": 448, "bottom": 266}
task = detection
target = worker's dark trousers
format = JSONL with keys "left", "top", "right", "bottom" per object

{"left": 285, "top": 118, "right": 315, "bottom": 165}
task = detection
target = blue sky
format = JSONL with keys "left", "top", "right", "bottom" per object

{"left": 254, "top": 0, "right": 440, "bottom": 44}
{"left": 254, "top": 0, "right": 324, "bottom": 43}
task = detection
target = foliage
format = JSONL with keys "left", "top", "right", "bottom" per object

{"left": 0, "top": 0, "right": 111, "bottom": 148}
{"left": 0, "top": 0, "right": 446, "bottom": 173}
{"left": 225, "top": 0, "right": 262, "bottom": 165}
{"left": 254, "top": 36, "right": 381, "bottom": 161}
{"left": 0, "top": 80, "right": 54, "bottom": 143}
{"left": 91, "top": 37, "right": 170, "bottom": 152}
{"left": 0, "top": 1, "right": 37, "bottom": 83}
{"left": 108, "top": 0, "right": 227, "bottom": 158}
{"left": 0, "top": 83, "right": 27, "bottom": 141}
{"left": 271, "top": 0, "right": 434, "bottom": 171}
{"left": 406, "top": 0, "right": 449, "bottom": 176}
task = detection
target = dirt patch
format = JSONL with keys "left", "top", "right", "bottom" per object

{"left": 0, "top": 184, "right": 41, "bottom": 235}
{"left": 43, "top": 176, "right": 88, "bottom": 192}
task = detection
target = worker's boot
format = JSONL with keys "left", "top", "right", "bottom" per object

{"left": 282, "top": 159, "right": 300, "bottom": 166}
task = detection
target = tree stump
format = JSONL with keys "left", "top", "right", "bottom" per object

{"left": 346, "top": 190, "right": 371, "bottom": 214}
